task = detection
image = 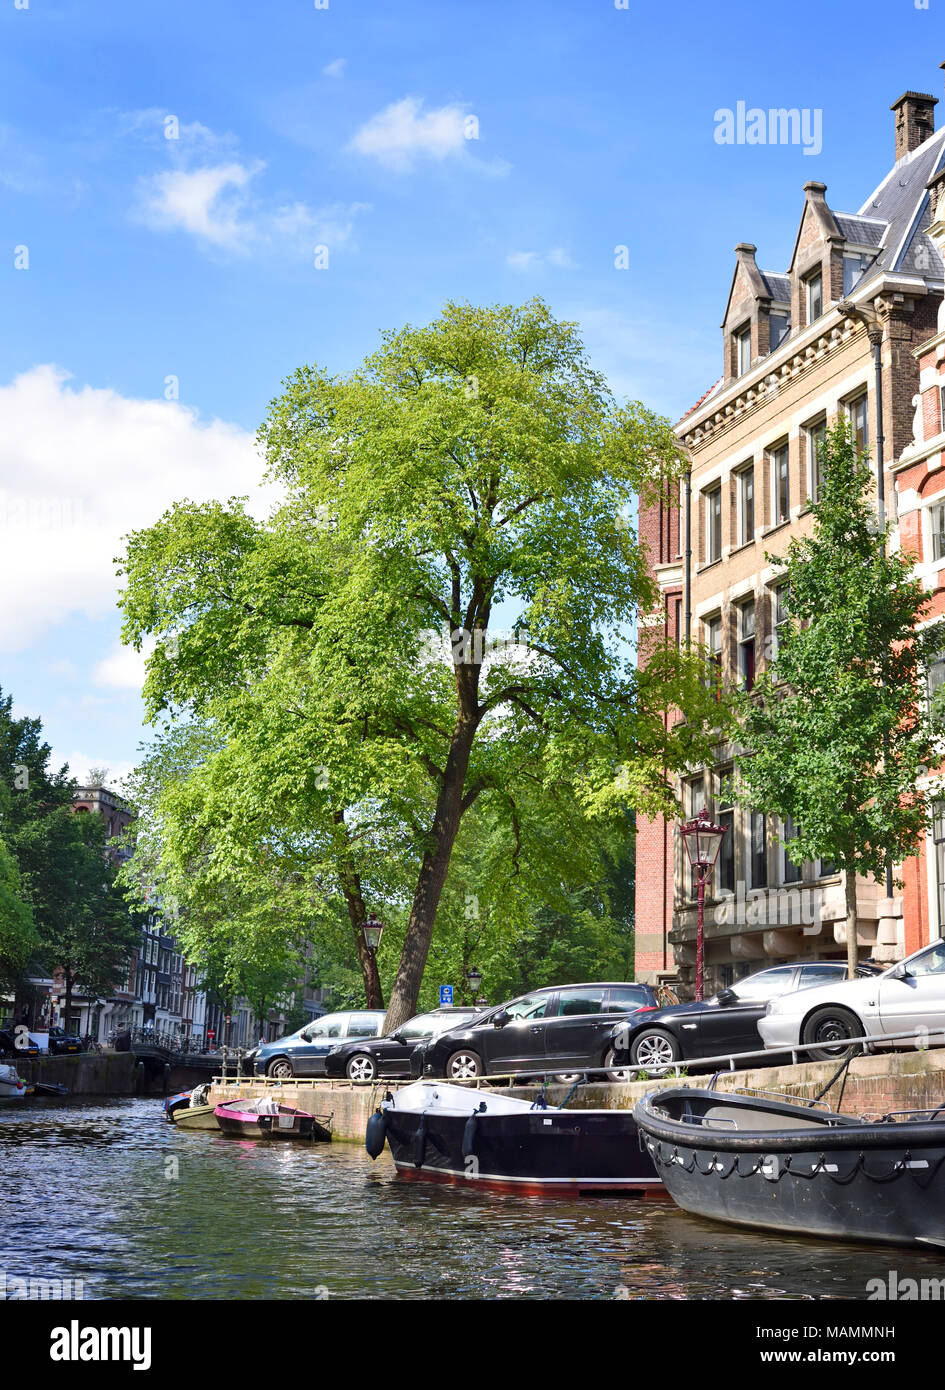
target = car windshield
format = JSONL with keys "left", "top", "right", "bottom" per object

{"left": 723, "top": 967, "right": 797, "bottom": 1002}
{"left": 397, "top": 1012, "right": 467, "bottom": 1040}
{"left": 303, "top": 1018, "right": 344, "bottom": 1041}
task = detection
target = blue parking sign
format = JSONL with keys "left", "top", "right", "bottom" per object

{"left": 439, "top": 985, "right": 453, "bottom": 1005}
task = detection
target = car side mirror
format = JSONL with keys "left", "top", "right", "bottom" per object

{"left": 492, "top": 1010, "right": 510, "bottom": 1028}
{"left": 391, "top": 1032, "right": 406, "bottom": 1044}
{"left": 716, "top": 988, "right": 738, "bottom": 1006}
{"left": 893, "top": 963, "right": 912, "bottom": 980}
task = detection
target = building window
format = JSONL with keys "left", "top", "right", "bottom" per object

{"left": 806, "top": 418, "right": 826, "bottom": 505}
{"left": 735, "top": 324, "right": 751, "bottom": 377}
{"left": 736, "top": 464, "right": 755, "bottom": 546}
{"left": 673, "top": 596, "right": 682, "bottom": 647}
{"left": 717, "top": 786, "right": 735, "bottom": 895}
{"left": 805, "top": 269, "right": 823, "bottom": 323}
{"left": 927, "top": 646, "right": 945, "bottom": 709}
{"left": 770, "top": 443, "right": 790, "bottom": 525}
{"left": 930, "top": 501, "right": 945, "bottom": 563}
{"left": 750, "top": 811, "right": 767, "bottom": 888}
{"left": 847, "top": 394, "right": 869, "bottom": 454}
{"left": 782, "top": 815, "right": 803, "bottom": 884}
{"left": 940, "top": 385, "right": 945, "bottom": 435}
{"left": 705, "top": 485, "right": 722, "bottom": 563}
{"left": 706, "top": 614, "right": 722, "bottom": 690}
{"left": 934, "top": 802, "right": 945, "bottom": 939}
{"left": 737, "top": 600, "right": 756, "bottom": 691}
{"left": 842, "top": 253, "right": 869, "bottom": 296}
{"left": 769, "top": 312, "right": 790, "bottom": 350}
{"left": 687, "top": 778, "right": 705, "bottom": 898}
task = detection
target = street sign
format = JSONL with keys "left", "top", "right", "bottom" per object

{"left": 439, "top": 985, "right": 453, "bottom": 1005}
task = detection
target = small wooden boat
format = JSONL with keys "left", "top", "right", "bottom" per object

{"left": 215, "top": 1097, "right": 332, "bottom": 1142}
{"left": 33, "top": 1082, "right": 69, "bottom": 1097}
{"left": 173, "top": 1104, "right": 220, "bottom": 1131}
{"left": 635, "top": 1087, "right": 945, "bottom": 1249}
{"left": 366, "top": 1080, "right": 661, "bottom": 1196}
{"left": 0, "top": 1064, "right": 28, "bottom": 1102}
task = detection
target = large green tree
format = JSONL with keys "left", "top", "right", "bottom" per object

{"left": 118, "top": 299, "right": 719, "bottom": 1027}
{"left": 738, "top": 423, "right": 944, "bottom": 978}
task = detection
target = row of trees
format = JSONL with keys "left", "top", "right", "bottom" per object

{"left": 0, "top": 694, "right": 137, "bottom": 1029}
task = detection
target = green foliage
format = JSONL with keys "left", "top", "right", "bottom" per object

{"left": 117, "top": 299, "right": 722, "bottom": 1022}
{"left": 0, "top": 834, "right": 37, "bottom": 992}
{"left": 738, "top": 422, "right": 943, "bottom": 883}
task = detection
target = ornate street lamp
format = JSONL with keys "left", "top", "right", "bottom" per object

{"left": 363, "top": 912, "right": 384, "bottom": 955}
{"left": 679, "top": 807, "right": 728, "bottom": 1002}
{"left": 465, "top": 966, "right": 483, "bottom": 1003}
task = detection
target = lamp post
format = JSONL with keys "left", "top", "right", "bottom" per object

{"left": 363, "top": 912, "right": 384, "bottom": 955}
{"left": 679, "top": 807, "right": 728, "bottom": 1002}
{"left": 465, "top": 966, "right": 482, "bottom": 1004}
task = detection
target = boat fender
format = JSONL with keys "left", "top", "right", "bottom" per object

{"left": 462, "top": 1113, "right": 478, "bottom": 1158}
{"left": 462, "top": 1102, "right": 487, "bottom": 1158}
{"left": 413, "top": 1113, "right": 428, "bottom": 1168}
{"left": 365, "top": 1108, "right": 388, "bottom": 1160}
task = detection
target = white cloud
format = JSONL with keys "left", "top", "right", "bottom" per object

{"left": 93, "top": 641, "right": 155, "bottom": 690}
{"left": 507, "top": 246, "right": 577, "bottom": 271}
{"left": 0, "top": 364, "right": 273, "bottom": 650}
{"left": 54, "top": 750, "right": 137, "bottom": 790}
{"left": 133, "top": 160, "right": 369, "bottom": 255}
{"left": 348, "top": 96, "right": 505, "bottom": 174}
{"left": 322, "top": 58, "right": 346, "bottom": 78}
{"left": 134, "top": 161, "right": 261, "bottom": 251}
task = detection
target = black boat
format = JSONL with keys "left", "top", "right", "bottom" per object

{"left": 634, "top": 1087, "right": 945, "bottom": 1249}
{"left": 366, "top": 1080, "right": 662, "bottom": 1196}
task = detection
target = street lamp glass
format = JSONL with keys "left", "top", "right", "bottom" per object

{"left": 363, "top": 916, "right": 384, "bottom": 953}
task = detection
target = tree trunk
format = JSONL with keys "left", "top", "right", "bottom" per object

{"left": 384, "top": 716, "right": 477, "bottom": 1031}
{"left": 333, "top": 811, "right": 383, "bottom": 1010}
{"left": 844, "top": 867, "right": 858, "bottom": 979}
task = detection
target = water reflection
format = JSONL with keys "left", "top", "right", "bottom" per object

{"left": 1, "top": 1097, "right": 942, "bottom": 1300}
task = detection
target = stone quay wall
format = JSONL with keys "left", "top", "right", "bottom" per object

{"left": 208, "top": 1047, "right": 945, "bottom": 1143}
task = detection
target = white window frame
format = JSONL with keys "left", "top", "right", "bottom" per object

{"left": 769, "top": 442, "right": 790, "bottom": 526}
{"left": 735, "top": 462, "right": 755, "bottom": 546}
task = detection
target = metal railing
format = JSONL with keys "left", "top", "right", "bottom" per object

{"left": 201, "top": 1028, "right": 945, "bottom": 1093}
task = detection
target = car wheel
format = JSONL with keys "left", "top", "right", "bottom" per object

{"left": 601, "top": 1048, "right": 634, "bottom": 1083}
{"left": 267, "top": 1057, "right": 294, "bottom": 1079}
{"left": 555, "top": 1071, "right": 583, "bottom": 1083}
{"left": 801, "top": 1007, "right": 865, "bottom": 1061}
{"left": 630, "top": 1029, "right": 681, "bottom": 1072}
{"left": 445, "top": 1050, "right": 482, "bottom": 1080}
{"left": 346, "top": 1054, "right": 377, "bottom": 1083}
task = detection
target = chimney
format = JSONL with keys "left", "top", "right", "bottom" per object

{"left": 890, "top": 91, "right": 937, "bottom": 161}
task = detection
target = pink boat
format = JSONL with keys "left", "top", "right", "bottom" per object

{"left": 214, "top": 1096, "right": 332, "bottom": 1142}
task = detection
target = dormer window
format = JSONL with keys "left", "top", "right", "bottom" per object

{"left": 735, "top": 324, "right": 751, "bottom": 377}
{"left": 805, "top": 269, "right": 823, "bottom": 324}
{"left": 842, "top": 253, "right": 870, "bottom": 296}
{"left": 769, "top": 312, "right": 790, "bottom": 350}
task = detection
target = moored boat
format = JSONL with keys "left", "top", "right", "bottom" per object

{"left": 166, "top": 1083, "right": 218, "bottom": 1129}
{"left": 0, "top": 1064, "right": 28, "bottom": 1102}
{"left": 215, "top": 1096, "right": 332, "bottom": 1142}
{"left": 366, "top": 1080, "right": 661, "bottom": 1196}
{"left": 635, "top": 1087, "right": 945, "bottom": 1249}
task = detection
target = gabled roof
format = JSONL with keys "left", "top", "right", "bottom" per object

{"left": 678, "top": 378, "right": 723, "bottom": 423}
{"left": 760, "top": 271, "right": 790, "bottom": 303}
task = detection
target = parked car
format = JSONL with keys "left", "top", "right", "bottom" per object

{"left": 411, "top": 982, "right": 660, "bottom": 1081}
{"left": 324, "top": 1006, "right": 482, "bottom": 1082}
{"left": 610, "top": 960, "right": 882, "bottom": 1072}
{"left": 253, "top": 1011, "right": 387, "bottom": 1078}
{"left": 759, "top": 940, "right": 945, "bottom": 1059}
{"left": 0, "top": 1028, "right": 40, "bottom": 1059}
{"left": 47, "top": 1027, "right": 82, "bottom": 1056}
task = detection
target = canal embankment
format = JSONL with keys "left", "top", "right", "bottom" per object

{"left": 207, "top": 1045, "right": 945, "bottom": 1142}
{"left": 15, "top": 1051, "right": 137, "bottom": 1095}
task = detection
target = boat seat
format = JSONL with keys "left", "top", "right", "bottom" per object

{"left": 700, "top": 1104, "right": 831, "bottom": 1132}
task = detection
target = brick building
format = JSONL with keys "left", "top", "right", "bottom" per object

{"left": 637, "top": 76, "right": 945, "bottom": 996}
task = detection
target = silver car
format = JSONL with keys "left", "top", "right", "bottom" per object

{"left": 758, "top": 939, "right": 945, "bottom": 1059}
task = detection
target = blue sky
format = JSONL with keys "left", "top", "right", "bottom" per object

{"left": 1, "top": 0, "right": 942, "bottom": 785}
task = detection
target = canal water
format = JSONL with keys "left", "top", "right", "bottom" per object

{"left": 2, "top": 1096, "right": 943, "bottom": 1300}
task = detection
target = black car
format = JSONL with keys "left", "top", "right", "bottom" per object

{"left": 610, "top": 960, "right": 883, "bottom": 1072}
{"left": 0, "top": 1028, "right": 40, "bottom": 1058}
{"left": 411, "top": 981, "right": 660, "bottom": 1081}
{"left": 323, "top": 1006, "right": 482, "bottom": 1082}
{"left": 48, "top": 1028, "right": 82, "bottom": 1056}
